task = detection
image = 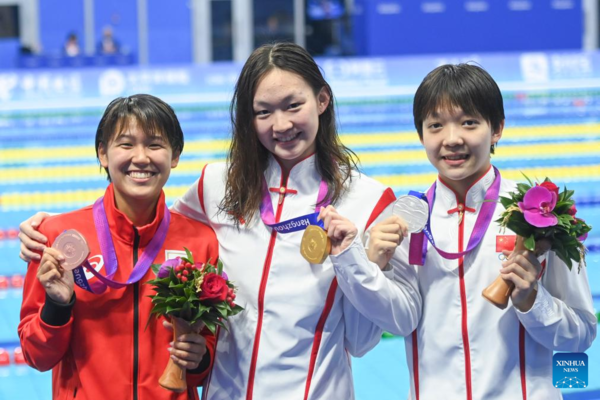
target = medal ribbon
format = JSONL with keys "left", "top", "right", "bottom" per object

{"left": 408, "top": 167, "right": 501, "bottom": 266}
{"left": 72, "top": 196, "right": 170, "bottom": 294}
{"left": 259, "top": 178, "right": 330, "bottom": 232}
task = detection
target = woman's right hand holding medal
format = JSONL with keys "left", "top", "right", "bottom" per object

{"left": 37, "top": 248, "right": 74, "bottom": 304}
{"left": 367, "top": 216, "right": 408, "bottom": 270}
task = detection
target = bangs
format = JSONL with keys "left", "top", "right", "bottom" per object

{"left": 112, "top": 115, "right": 167, "bottom": 141}
{"left": 420, "top": 81, "right": 483, "bottom": 122}
{"left": 100, "top": 99, "right": 171, "bottom": 146}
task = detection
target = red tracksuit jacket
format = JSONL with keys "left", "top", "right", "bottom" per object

{"left": 19, "top": 184, "right": 219, "bottom": 400}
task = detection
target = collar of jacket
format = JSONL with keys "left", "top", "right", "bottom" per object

{"left": 436, "top": 165, "right": 497, "bottom": 213}
{"left": 264, "top": 153, "right": 323, "bottom": 197}
{"left": 103, "top": 183, "right": 167, "bottom": 247}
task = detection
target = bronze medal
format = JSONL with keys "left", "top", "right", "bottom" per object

{"left": 52, "top": 229, "right": 90, "bottom": 271}
{"left": 301, "top": 225, "right": 331, "bottom": 264}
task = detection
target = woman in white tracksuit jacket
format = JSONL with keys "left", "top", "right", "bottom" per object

{"left": 368, "top": 64, "right": 597, "bottom": 400}
{"left": 171, "top": 43, "right": 421, "bottom": 400}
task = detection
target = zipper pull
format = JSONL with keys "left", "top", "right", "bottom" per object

{"left": 278, "top": 186, "right": 286, "bottom": 205}
{"left": 458, "top": 203, "right": 464, "bottom": 225}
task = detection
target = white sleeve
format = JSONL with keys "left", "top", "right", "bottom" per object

{"left": 171, "top": 178, "right": 210, "bottom": 225}
{"left": 341, "top": 289, "right": 385, "bottom": 357}
{"left": 330, "top": 233, "right": 422, "bottom": 338}
{"left": 516, "top": 251, "right": 597, "bottom": 352}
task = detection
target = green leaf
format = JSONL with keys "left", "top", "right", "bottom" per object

{"left": 185, "top": 247, "right": 194, "bottom": 264}
{"left": 217, "top": 259, "right": 223, "bottom": 276}
{"left": 215, "top": 303, "right": 229, "bottom": 317}
{"left": 204, "top": 319, "right": 216, "bottom": 334}
{"left": 520, "top": 172, "right": 534, "bottom": 187}
{"left": 499, "top": 196, "right": 513, "bottom": 209}
{"left": 524, "top": 235, "right": 535, "bottom": 252}
{"left": 516, "top": 183, "right": 530, "bottom": 196}
{"left": 231, "top": 304, "right": 244, "bottom": 315}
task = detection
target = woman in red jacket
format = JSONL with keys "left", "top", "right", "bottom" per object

{"left": 19, "top": 94, "right": 219, "bottom": 400}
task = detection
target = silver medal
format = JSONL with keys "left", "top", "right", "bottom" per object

{"left": 392, "top": 195, "right": 429, "bottom": 233}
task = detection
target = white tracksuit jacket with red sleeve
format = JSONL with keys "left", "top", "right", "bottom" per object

{"left": 173, "top": 154, "right": 422, "bottom": 400}
{"left": 389, "top": 166, "right": 596, "bottom": 400}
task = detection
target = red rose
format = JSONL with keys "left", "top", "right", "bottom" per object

{"left": 568, "top": 204, "right": 577, "bottom": 216}
{"left": 538, "top": 181, "right": 559, "bottom": 195}
{"left": 199, "top": 273, "right": 228, "bottom": 303}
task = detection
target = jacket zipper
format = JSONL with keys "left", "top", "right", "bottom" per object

{"left": 133, "top": 228, "right": 140, "bottom": 400}
{"left": 457, "top": 202, "right": 472, "bottom": 400}
{"left": 246, "top": 178, "right": 288, "bottom": 400}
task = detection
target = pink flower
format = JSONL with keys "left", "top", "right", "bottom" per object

{"left": 518, "top": 186, "right": 558, "bottom": 228}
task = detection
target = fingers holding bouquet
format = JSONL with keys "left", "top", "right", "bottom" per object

{"left": 163, "top": 319, "right": 207, "bottom": 370}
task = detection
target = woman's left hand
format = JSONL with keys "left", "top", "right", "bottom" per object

{"left": 163, "top": 320, "right": 207, "bottom": 370}
{"left": 500, "top": 249, "right": 542, "bottom": 312}
{"left": 318, "top": 205, "right": 358, "bottom": 255}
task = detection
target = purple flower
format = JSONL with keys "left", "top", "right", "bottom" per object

{"left": 518, "top": 186, "right": 558, "bottom": 228}
{"left": 221, "top": 271, "right": 228, "bottom": 281}
{"left": 158, "top": 257, "right": 181, "bottom": 278}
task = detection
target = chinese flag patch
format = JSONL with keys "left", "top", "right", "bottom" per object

{"left": 496, "top": 235, "right": 516, "bottom": 253}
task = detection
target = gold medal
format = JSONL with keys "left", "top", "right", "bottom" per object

{"left": 301, "top": 225, "right": 331, "bottom": 264}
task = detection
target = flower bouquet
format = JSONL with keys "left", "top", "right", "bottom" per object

{"left": 147, "top": 249, "right": 243, "bottom": 392}
{"left": 482, "top": 178, "right": 591, "bottom": 309}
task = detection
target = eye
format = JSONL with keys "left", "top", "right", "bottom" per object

{"left": 118, "top": 142, "right": 133, "bottom": 148}
{"left": 427, "top": 122, "right": 442, "bottom": 130}
{"left": 149, "top": 143, "right": 164, "bottom": 149}
{"left": 254, "top": 109, "right": 270, "bottom": 117}
{"left": 463, "top": 119, "right": 479, "bottom": 127}
{"left": 288, "top": 103, "right": 301, "bottom": 110}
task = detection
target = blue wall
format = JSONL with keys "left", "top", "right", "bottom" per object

{"left": 147, "top": 0, "right": 192, "bottom": 64}
{"left": 353, "top": 0, "right": 583, "bottom": 56}
{"left": 0, "top": 39, "right": 20, "bottom": 68}
{"left": 94, "top": 0, "right": 139, "bottom": 56}
{"left": 39, "top": 0, "right": 84, "bottom": 55}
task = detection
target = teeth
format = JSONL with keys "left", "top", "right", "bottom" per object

{"left": 445, "top": 155, "right": 467, "bottom": 160}
{"left": 277, "top": 133, "right": 299, "bottom": 142}
{"left": 129, "top": 171, "right": 153, "bottom": 178}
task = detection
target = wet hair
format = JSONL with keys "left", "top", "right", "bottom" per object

{"left": 94, "top": 94, "right": 184, "bottom": 181}
{"left": 220, "top": 42, "right": 357, "bottom": 225}
{"left": 413, "top": 64, "right": 505, "bottom": 152}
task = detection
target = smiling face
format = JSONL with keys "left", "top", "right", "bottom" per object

{"left": 98, "top": 119, "right": 179, "bottom": 220}
{"left": 421, "top": 107, "right": 503, "bottom": 196}
{"left": 252, "top": 68, "right": 330, "bottom": 172}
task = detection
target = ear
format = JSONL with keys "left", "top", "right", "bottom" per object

{"left": 491, "top": 119, "right": 504, "bottom": 145}
{"left": 98, "top": 143, "right": 109, "bottom": 168}
{"left": 316, "top": 87, "right": 331, "bottom": 115}
{"left": 171, "top": 151, "right": 180, "bottom": 169}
